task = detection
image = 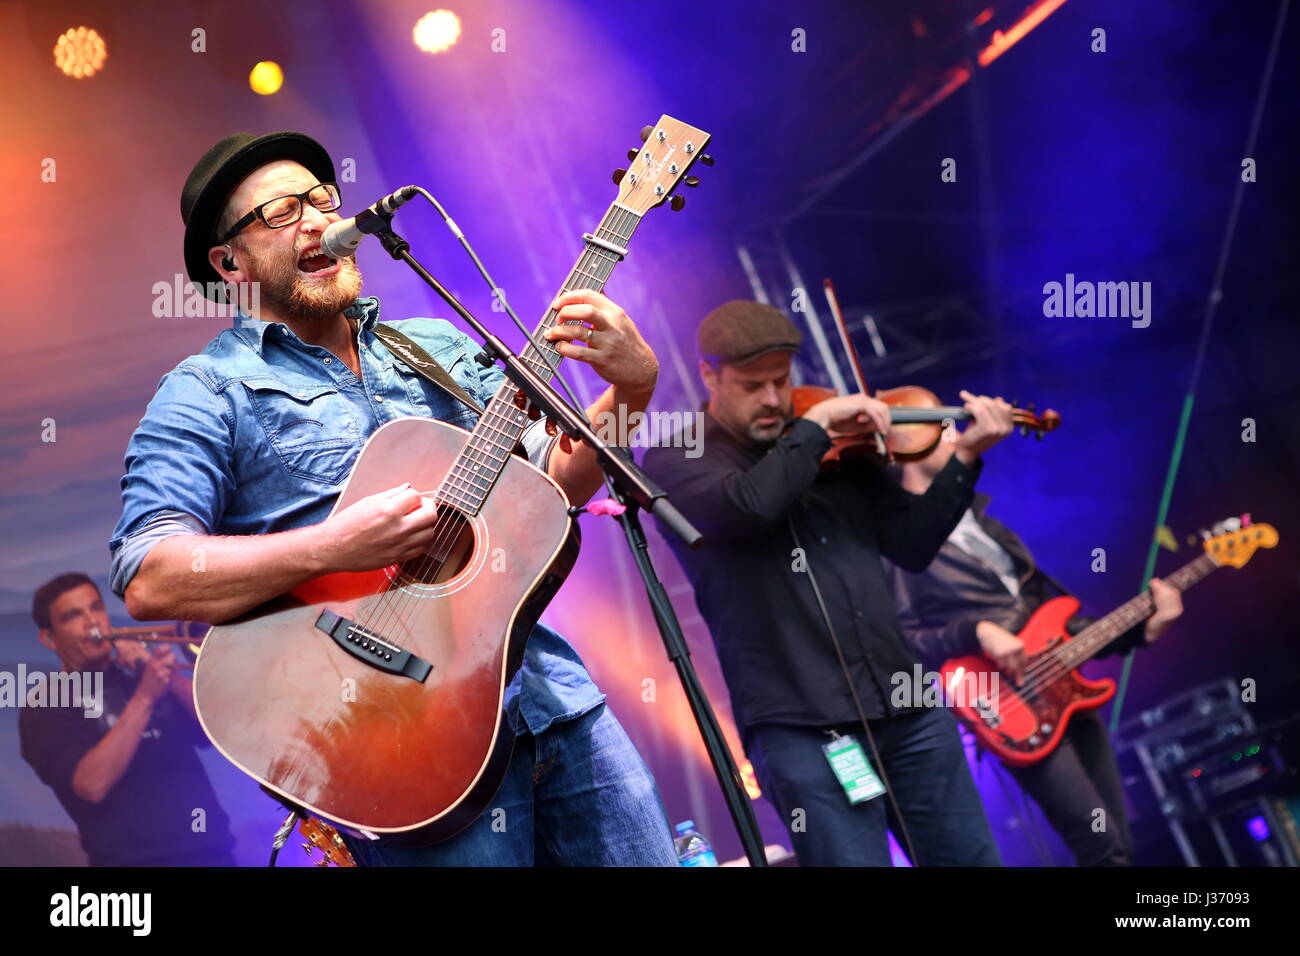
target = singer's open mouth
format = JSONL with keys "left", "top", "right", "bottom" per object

{"left": 297, "top": 246, "right": 337, "bottom": 274}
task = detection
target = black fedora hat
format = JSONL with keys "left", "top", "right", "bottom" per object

{"left": 181, "top": 131, "right": 335, "bottom": 296}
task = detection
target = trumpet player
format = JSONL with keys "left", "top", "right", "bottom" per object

{"left": 19, "top": 572, "right": 236, "bottom": 866}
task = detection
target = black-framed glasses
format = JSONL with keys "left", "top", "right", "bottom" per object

{"left": 217, "top": 182, "right": 342, "bottom": 244}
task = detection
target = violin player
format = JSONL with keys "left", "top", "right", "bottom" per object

{"left": 642, "top": 299, "right": 1018, "bottom": 866}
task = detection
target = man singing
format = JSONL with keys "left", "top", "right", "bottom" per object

{"left": 643, "top": 300, "right": 1016, "bottom": 866}
{"left": 109, "top": 131, "right": 675, "bottom": 865}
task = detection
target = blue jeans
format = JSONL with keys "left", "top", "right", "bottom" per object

{"left": 341, "top": 702, "right": 678, "bottom": 866}
{"left": 746, "top": 707, "right": 1002, "bottom": 866}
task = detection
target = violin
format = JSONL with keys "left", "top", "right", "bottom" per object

{"left": 794, "top": 278, "right": 1061, "bottom": 466}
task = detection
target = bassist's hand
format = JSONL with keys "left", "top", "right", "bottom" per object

{"left": 976, "top": 620, "right": 1027, "bottom": 686}
{"left": 313, "top": 483, "right": 443, "bottom": 573}
{"left": 1143, "top": 577, "right": 1183, "bottom": 643}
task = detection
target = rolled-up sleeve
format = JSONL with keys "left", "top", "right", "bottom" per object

{"left": 109, "top": 510, "right": 207, "bottom": 599}
{"left": 108, "top": 367, "right": 236, "bottom": 595}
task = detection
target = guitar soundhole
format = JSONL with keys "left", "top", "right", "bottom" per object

{"left": 397, "top": 506, "right": 477, "bottom": 585}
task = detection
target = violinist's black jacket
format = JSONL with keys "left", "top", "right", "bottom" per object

{"left": 642, "top": 411, "right": 978, "bottom": 741}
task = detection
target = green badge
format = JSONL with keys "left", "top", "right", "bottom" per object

{"left": 823, "top": 733, "right": 886, "bottom": 804}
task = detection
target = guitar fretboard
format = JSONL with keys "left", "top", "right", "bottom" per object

{"left": 1056, "top": 552, "right": 1218, "bottom": 669}
{"left": 434, "top": 203, "right": 643, "bottom": 515}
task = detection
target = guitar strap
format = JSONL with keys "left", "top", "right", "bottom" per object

{"left": 372, "top": 323, "right": 485, "bottom": 417}
{"left": 372, "top": 322, "right": 532, "bottom": 461}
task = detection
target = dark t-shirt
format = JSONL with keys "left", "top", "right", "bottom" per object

{"left": 18, "top": 665, "right": 234, "bottom": 866}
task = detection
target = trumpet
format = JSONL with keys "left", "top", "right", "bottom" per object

{"left": 90, "top": 624, "right": 204, "bottom": 657}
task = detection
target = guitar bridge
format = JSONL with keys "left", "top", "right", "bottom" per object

{"left": 315, "top": 610, "right": 433, "bottom": 683}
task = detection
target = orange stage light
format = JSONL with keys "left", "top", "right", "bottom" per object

{"left": 53, "top": 26, "right": 107, "bottom": 79}
{"left": 979, "top": 0, "right": 1070, "bottom": 68}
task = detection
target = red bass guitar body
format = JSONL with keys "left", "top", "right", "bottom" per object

{"left": 938, "top": 596, "right": 1115, "bottom": 767}
{"left": 192, "top": 417, "right": 579, "bottom": 845}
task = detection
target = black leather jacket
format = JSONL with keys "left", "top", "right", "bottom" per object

{"left": 886, "top": 493, "right": 1145, "bottom": 669}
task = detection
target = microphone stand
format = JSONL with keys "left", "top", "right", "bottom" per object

{"left": 374, "top": 221, "right": 770, "bottom": 867}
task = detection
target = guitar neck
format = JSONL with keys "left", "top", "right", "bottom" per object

{"left": 434, "top": 202, "right": 643, "bottom": 514}
{"left": 1061, "top": 552, "right": 1219, "bottom": 667}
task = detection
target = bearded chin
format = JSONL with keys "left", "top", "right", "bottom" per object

{"left": 258, "top": 254, "right": 364, "bottom": 321}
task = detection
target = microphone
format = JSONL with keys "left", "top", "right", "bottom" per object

{"left": 320, "top": 185, "right": 420, "bottom": 259}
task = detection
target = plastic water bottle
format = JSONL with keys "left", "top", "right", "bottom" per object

{"left": 674, "top": 820, "right": 718, "bottom": 866}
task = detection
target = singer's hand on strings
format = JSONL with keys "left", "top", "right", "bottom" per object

{"left": 543, "top": 290, "right": 658, "bottom": 397}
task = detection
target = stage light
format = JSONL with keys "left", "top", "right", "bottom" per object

{"left": 413, "top": 10, "right": 461, "bottom": 54}
{"left": 249, "top": 61, "right": 284, "bottom": 95}
{"left": 53, "top": 26, "right": 107, "bottom": 78}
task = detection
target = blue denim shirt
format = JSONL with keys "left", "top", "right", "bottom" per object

{"left": 109, "top": 296, "right": 603, "bottom": 735}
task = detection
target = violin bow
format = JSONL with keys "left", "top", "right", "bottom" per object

{"left": 823, "top": 277, "right": 888, "bottom": 458}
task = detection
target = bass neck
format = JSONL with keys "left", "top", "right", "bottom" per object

{"left": 1057, "top": 552, "right": 1218, "bottom": 669}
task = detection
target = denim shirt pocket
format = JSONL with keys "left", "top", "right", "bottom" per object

{"left": 242, "top": 377, "right": 360, "bottom": 484}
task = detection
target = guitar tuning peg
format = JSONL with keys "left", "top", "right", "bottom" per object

{"left": 612, "top": 168, "right": 627, "bottom": 185}
{"left": 1027, "top": 401, "right": 1036, "bottom": 411}
{"left": 1199, "top": 528, "right": 1212, "bottom": 540}
{"left": 627, "top": 148, "right": 640, "bottom": 161}
{"left": 314, "top": 858, "right": 330, "bottom": 866}
{"left": 669, "top": 194, "right": 685, "bottom": 212}
{"left": 683, "top": 175, "right": 700, "bottom": 188}
{"left": 303, "top": 844, "right": 314, "bottom": 855}
{"left": 1224, "top": 516, "right": 1241, "bottom": 532}
{"left": 1018, "top": 426, "right": 1028, "bottom": 438}
{"left": 640, "top": 125, "right": 653, "bottom": 142}
{"left": 698, "top": 152, "right": 715, "bottom": 166}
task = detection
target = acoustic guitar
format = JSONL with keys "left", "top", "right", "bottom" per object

{"left": 193, "top": 115, "right": 711, "bottom": 844}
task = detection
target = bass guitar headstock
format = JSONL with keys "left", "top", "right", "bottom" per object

{"left": 1202, "top": 517, "right": 1278, "bottom": 569}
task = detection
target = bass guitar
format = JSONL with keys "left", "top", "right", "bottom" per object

{"left": 940, "top": 520, "right": 1278, "bottom": 766}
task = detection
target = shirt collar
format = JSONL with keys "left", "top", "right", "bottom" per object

{"left": 229, "top": 295, "right": 381, "bottom": 355}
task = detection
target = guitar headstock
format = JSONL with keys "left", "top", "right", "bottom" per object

{"left": 299, "top": 816, "right": 357, "bottom": 867}
{"left": 612, "top": 115, "right": 712, "bottom": 216}
{"left": 1202, "top": 518, "right": 1278, "bottom": 569}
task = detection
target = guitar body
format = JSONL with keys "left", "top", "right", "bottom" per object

{"left": 940, "top": 596, "right": 1116, "bottom": 767}
{"left": 193, "top": 417, "right": 579, "bottom": 845}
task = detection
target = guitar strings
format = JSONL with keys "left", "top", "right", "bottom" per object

{"left": 351, "top": 205, "right": 637, "bottom": 651}
{"left": 362, "top": 205, "right": 635, "bottom": 641}
{"left": 979, "top": 559, "right": 1208, "bottom": 724}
